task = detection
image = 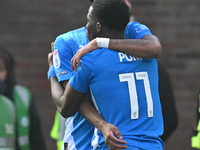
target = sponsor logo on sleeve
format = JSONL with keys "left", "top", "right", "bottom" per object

{"left": 57, "top": 71, "right": 67, "bottom": 76}
{"left": 53, "top": 49, "right": 60, "bottom": 69}
{"left": 136, "top": 25, "right": 148, "bottom": 33}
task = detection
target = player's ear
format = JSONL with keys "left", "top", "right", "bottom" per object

{"left": 96, "top": 22, "right": 101, "bottom": 33}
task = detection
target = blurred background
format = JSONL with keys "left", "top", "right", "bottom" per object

{"left": 0, "top": 0, "right": 199, "bottom": 149}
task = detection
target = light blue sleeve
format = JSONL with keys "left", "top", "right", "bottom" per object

{"left": 124, "top": 21, "right": 152, "bottom": 39}
{"left": 69, "top": 54, "right": 93, "bottom": 93}
{"left": 53, "top": 33, "right": 74, "bottom": 82}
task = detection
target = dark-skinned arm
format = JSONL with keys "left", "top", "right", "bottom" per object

{"left": 50, "top": 75, "right": 127, "bottom": 149}
{"left": 48, "top": 51, "right": 127, "bottom": 149}
{"left": 50, "top": 76, "right": 128, "bottom": 149}
{"left": 109, "top": 35, "right": 162, "bottom": 58}
{"left": 71, "top": 35, "right": 162, "bottom": 71}
{"left": 48, "top": 50, "right": 84, "bottom": 117}
{"left": 50, "top": 77, "right": 85, "bottom": 117}
{"left": 78, "top": 97, "right": 127, "bottom": 149}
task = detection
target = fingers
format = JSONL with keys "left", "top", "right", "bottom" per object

{"left": 104, "top": 126, "right": 127, "bottom": 150}
{"left": 71, "top": 52, "right": 81, "bottom": 72}
{"left": 71, "top": 57, "right": 79, "bottom": 72}
{"left": 107, "top": 141, "right": 127, "bottom": 149}
{"left": 113, "top": 127, "right": 123, "bottom": 140}
{"left": 106, "top": 133, "right": 127, "bottom": 150}
{"left": 48, "top": 52, "right": 53, "bottom": 67}
{"left": 107, "top": 132, "right": 127, "bottom": 145}
{"left": 51, "top": 42, "right": 54, "bottom": 52}
{"left": 71, "top": 57, "right": 76, "bottom": 72}
{"left": 48, "top": 52, "right": 53, "bottom": 57}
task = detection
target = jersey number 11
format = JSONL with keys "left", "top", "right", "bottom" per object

{"left": 119, "top": 72, "right": 153, "bottom": 119}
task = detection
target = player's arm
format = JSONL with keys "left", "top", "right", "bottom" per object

{"left": 59, "top": 82, "right": 86, "bottom": 117}
{"left": 79, "top": 97, "right": 127, "bottom": 149}
{"left": 109, "top": 34, "right": 161, "bottom": 58}
{"left": 61, "top": 82, "right": 128, "bottom": 149}
{"left": 48, "top": 68, "right": 127, "bottom": 149}
{"left": 48, "top": 51, "right": 71, "bottom": 115}
{"left": 48, "top": 43, "right": 127, "bottom": 149}
{"left": 48, "top": 48, "right": 84, "bottom": 117}
{"left": 48, "top": 49, "right": 126, "bottom": 149}
{"left": 71, "top": 35, "right": 161, "bottom": 71}
{"left": 48, "top": 66, "right": 127, "bottom": 149}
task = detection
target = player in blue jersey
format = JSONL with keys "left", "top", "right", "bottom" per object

{"left": 71, "top": 0, "right": 161, "bottom": 70}
{"left": 49, "top": 26, "right": 128, "bottom": 150}
{"left": 48, "top": 0, "right": 162, "bottom": 149}
{"left": 73, "top": 0, "right": 178, "bottom": 145}
{"left": 50, "top": 23, "right": 128, "bottom": 150}
{"left": 55, "top": 0, "right": 164, "bottom": 149}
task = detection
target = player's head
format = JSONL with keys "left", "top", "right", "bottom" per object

{"left": 86, "top": 0, "right": 129, "bottom": 41}
{"left": 0, "top": 47, "right": 16, "bottom": 94}
{"left": 89, "top": 0, "right": 132, "bottom": 12}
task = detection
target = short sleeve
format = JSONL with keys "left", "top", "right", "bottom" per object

{"left": 69, "top": 54, "right": 93, "bottom": 93}
{"left": 53, "top": 34, "right": 74, "bottom": 82}
{"left": 124, "top": 22, "right": 152, "bottom": 39}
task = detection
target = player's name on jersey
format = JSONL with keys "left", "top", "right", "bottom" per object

{"left": 118, "top": 52, "right": 143, "bottom": 62}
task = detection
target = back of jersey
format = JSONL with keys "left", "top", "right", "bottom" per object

{"left": 88, "top": 49, "right": 164, "bottom": 150}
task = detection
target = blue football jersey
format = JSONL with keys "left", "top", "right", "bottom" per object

{"left": 53, "top": 27, "right": 89, "bottom": 82}
{"left": 125, "top": 21, "right": 152, "bottom": 39}
{"left": 53, "top": 27, "right": 94, "bottom": 150}
{"left": 53, "top": 22, "right": 162, "bottom": 150}
{"left": 69, "top": 23, "right": 164, "bottom": 150}
{"left": 69, "top": 49, "right": 164, "bottom": 150}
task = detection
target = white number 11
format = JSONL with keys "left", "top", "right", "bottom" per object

{"left": 119, "top": 72, "right": 153, "bottom": 119}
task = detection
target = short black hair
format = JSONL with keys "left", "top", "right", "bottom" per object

{"left": 92, "top": 0, "right": 129, "bottom": 31}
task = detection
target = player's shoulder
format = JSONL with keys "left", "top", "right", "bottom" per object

{"left": 82, "top": 48, "right": 112, "bottom": 62}
{"left": 126, "top": 21, "right": 147, "bottom": 29}
{"left": 125, "top": 21, "right": 152, "bottom": 39}
{"left": 56, "top": 27, "right": 86, "bottom": 42}
{"left": 84, "top": 48, "right": 103, "bottom": 57}
{"left": 80, "top": 48, "right": 103, "bottom": 65}
{"left": 58, "top": 27, "right": 86, "bottom": 38}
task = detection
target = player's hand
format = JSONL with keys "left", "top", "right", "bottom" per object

{"left": 71, "top": 39, "right": 98, "bottom": 72}
{"left": 48, "top": 52, "right": 53, "bottom": 67}
{"left": 51, "top": 42, "right": 54, "bottom": 52}
{"left": 48, "top": 42, "right": 54, "bottom": 67}
{"left": 100, "top": 123, "right": 127, "bottom": 150}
